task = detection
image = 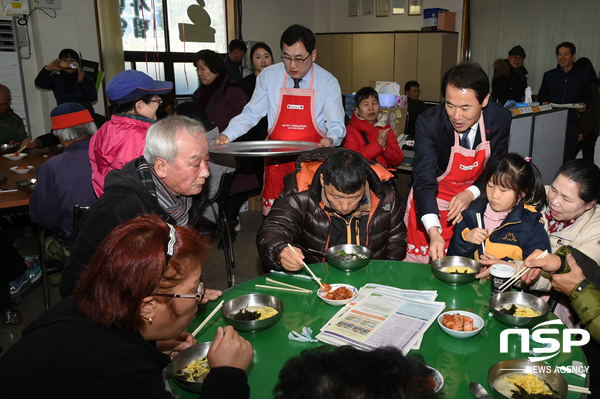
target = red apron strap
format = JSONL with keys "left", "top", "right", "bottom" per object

{"left": 405, "top": 112, "right": 491, "bottom": 263}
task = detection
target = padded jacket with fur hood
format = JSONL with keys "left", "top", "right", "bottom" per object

{"left": 256, "top": 147, "right": 407, "bottom": 270}
{"left": 492, "top": 58, "right": 528, "bottom": 105}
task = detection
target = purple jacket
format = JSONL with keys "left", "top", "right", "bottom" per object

{"left": 193, "top": 75, "right": 248, "bottom": 133}
{"left": 29, "top": 139, "right": 97, "bottom": 242}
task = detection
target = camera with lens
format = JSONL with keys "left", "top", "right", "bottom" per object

{"left": 59, "top": 61, "right": 78, "bottom": 70}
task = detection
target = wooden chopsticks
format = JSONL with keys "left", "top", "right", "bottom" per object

{"left": 255, "top": 277, "right": 312, "bottom": 293}
{"left": 568, "top": 384, "right": 591, "bottom": 395}
{"left": 476, "top": 213, "right": 486, "bottom": 253}
{"left": 499, "top": 250, "right": 549, "bottom": 293}
{"left": 287, "top": 243, "right": 327, "bottom": 291}
{"left": 192, "top": 300, "right": 224, "bottom": 337}
{"left": 193, "top": 276, "right": 312, "bottom": 337}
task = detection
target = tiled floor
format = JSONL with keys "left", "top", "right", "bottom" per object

{"left": 0, "top": 210, "right": 265, "bottom": 355}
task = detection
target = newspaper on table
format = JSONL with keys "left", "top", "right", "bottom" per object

{"left": 316, "top": 283, "right": 445, "bottom": 355}
{"left": 321, "top": 284, "right": 439, "bottom": 350}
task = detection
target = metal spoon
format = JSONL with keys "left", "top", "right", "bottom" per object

{"left": 469, "top": 382, "right": 492, "bottom": 399}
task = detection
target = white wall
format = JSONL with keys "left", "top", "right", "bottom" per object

{"left": 241, "top": 0, "right": 320, "bottom": 61}
{"left": 242, "top": 0, "right": 600, "bottom": 165}
{"left": 19, "top": 0, "right": 462, "bottom": 137}
{"left": 242, "top": 0, "right": 464, "bottom": 62}
{"left": 471, "top": 0, "right": 600, "bottom": 98}
{"left": 20, "top": 0, "right": 103, "bottom": 138}
{"left": 320, "top": 0, "right": 462, "bottom": 40}
{"left": 469, "top": 0, "right": 600, "bottom": 165}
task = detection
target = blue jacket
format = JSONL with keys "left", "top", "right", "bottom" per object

{"left": 29, "top": 139, "right": 97, "bottom": 243}
{"left": 448, "top": 198, "right": 551, "bottom": 261}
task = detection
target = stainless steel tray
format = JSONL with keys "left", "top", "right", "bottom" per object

{"left": 209, "top": 141, "right": 320, "bottom": 157}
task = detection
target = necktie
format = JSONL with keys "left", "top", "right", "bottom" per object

{"left": 460, "top": 132, "right": 470, "bottom": 149}
{"left": 293, "top": 78, "right": 301, "bottom": 89}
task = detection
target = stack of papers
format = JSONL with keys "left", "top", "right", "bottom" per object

{"left": 316, "top": 283, "right": 446, "bottom": 355}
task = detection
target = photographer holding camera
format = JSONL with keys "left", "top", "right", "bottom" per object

{"left": 34, "top": 48, "right": 98, "bottom": 112}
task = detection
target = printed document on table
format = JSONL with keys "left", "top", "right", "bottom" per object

{"left": 320, "top": 283, "right": 438, "bottom": 350}
{"left": 316, "top": 291, "right": 445, "bottom": 355}
{"left": 321, "top": 283, "right": 438, "bottom": 330}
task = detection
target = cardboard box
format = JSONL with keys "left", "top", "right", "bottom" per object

{"left": 248, "top": 194, "right": 262, "bottom": 212}
{"left": 437, "top": 11, "right": 456, "bottom": 32}
{"left": 423, "top": 8, "right": 448, "bottom": 27}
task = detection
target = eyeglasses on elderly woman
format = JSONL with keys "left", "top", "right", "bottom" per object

{"left": 151, "top": 221, "right": 205, "bottom": 301}
{"left": 152, "top": 279, "right": 205, "bottom": 301}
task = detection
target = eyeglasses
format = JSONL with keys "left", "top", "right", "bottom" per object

{"left": 281, "top": 51, "right": 313, "bottom": 66}
{"left": 150, "top": 97, "right": 163, "bottom": 105}
{"left": 151, "top": 222, "right": 205, "bottom": 301}
{"left": 153, "top": 280, "right": 205, "bottom": 302}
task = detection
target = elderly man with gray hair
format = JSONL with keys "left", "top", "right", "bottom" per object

{"left": 59, "top": 115, "right": 218, "bottom": 299}
{"left": 0, "top": 84, "right": 28, "bottom": 144}
{"left": 29, "top": 103, "right": 98, "bottom": 262}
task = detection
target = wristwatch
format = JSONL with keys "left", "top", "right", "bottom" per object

{"left": 327, "top": 137, "right": 334, "bottom": 146}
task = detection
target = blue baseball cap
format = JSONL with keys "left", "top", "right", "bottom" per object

{"left": 106, "top": 70, "right": 173, "bottom": 104}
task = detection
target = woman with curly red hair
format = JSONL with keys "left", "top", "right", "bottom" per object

{"left": 0, "top": 214, "right": 253, "bottom": 398}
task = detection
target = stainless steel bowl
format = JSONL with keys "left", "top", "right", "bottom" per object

{"left": 222, "top": 294, "right": 283, "bottom": 333}
{"left": 489, "top": 291, "right": 550, "bottom": 328}
{"left": 426, "top": 365, "right": 444, "bottom": 393}
{"left": 326, "top": 244, "right": 372, "bottom": 272}
{"left": 431, "top": 256, "right": 481, "bottom": 285}
{"left": 488, "top": 359, "right": 567, "bottom": 399}
{"left": 48, "top": 143, "right": 64, "bottom": 154}
{"left": 0, "top": 174, "right": 7, "bottom": 186}
{"left": 0, "top": 143, "right": 18, "bottom": 154}
{"left": 170, "top": 342, "right": 212, "bottom": 393}
{"left": 15, "top": 178, "right": 37, "bottom": 194}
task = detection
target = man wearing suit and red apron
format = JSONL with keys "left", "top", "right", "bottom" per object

{"left": 405, "top": 63, "right": 511, "bottom": 263}
{"left": 217, "top": 25, "right": 346, "bottom": 215}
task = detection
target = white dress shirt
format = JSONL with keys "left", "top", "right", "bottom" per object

{"left": 221, "top": 62, "right": 346, "bottom": 145}
{"left": 422, "top": 122, "right": 482, "bottom": 234}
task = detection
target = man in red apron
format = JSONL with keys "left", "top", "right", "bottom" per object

{"left": 405, "top": 62, "right": 511, "bottom": 263}
{"left": 216, "top": 25, "right": 346, "bottom": 215}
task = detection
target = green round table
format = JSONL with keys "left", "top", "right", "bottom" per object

{"left": 168, "top": 260, "right": 589, "bottom": 398}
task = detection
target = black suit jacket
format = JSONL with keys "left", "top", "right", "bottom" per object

{"left": 408, "top": 101, "right": 511, "bottom": 221}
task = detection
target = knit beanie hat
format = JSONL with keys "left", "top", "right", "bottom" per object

{"left": 51, "top": 102, "right": 94, "bottom": 130}
{"left": 508, "top": 45, "right": 526, "bottom": 58}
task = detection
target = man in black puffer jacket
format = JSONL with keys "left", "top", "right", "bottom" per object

{"left": 257, "top": 147, "right": 406, "bottom": 272}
